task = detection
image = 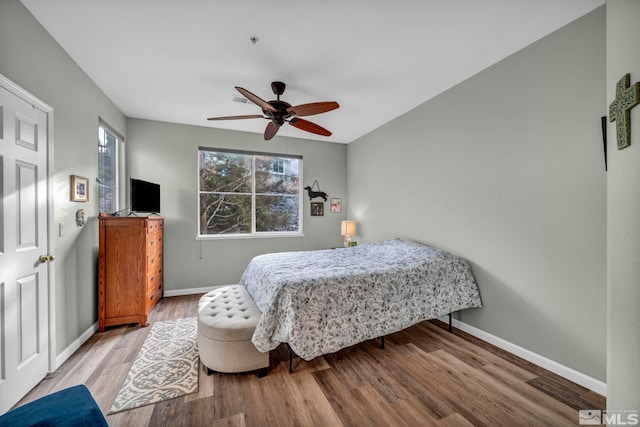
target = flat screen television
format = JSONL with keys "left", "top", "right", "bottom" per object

{"left": 130, "top": 178, "right": 160, "bottom": 213}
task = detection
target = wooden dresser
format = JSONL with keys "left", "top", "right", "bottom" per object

{"left": 98, "top": 215, "right": 163, "bottom": 331}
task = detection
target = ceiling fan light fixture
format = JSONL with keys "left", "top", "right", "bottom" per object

{"left": 232, "top": 95, "right": 249, "bottom": 104}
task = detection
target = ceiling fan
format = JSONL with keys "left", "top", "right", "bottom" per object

{"left": 207, "top": 81, "right": 339, "bottom": 140}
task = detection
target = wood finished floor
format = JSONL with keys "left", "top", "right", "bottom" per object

{"left": 16, "top": 294, "right": 604, "bottom": 426}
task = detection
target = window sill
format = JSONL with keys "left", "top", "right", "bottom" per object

{"left": 195, "top": 232, "right": 304, "bottom": 241}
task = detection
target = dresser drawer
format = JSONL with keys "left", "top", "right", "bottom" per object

{"left": 146, "top": 233, "right": 162, "bottom": 251}
{"left": 146, "top": 276, "right": 162, "bottom": 310}
{"left": 146, "top": 220, "right": 163, "bottom": 234}
{"left": 146, "top": 251, "right": 162, "bottom": 272}
{"left": 146, "top": 290, "right": 158, "bottom": 312}
{"left": 146, "top": 272, "right": 160, "bottom": 293}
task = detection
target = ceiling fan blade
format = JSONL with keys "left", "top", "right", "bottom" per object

{"left": 286, "top": 101, "right": 339, "bottom": 117}
{"left": 207, "top": 114, "right": 264, "bottom": 121}
{"left": 235, "top": 86, "right": 277, "bottom": 113}
{"left": 289, "top": 118, "right": 332, "bottom": 137}
{"left": 264, "top": 122, "right": 280, "bottom": 140}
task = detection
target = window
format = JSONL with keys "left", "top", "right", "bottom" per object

{"left": 98, "top": 123, "right": 120, "bottom": 213}
{"left": 272, "top": 158, "right": 285, "bottom": 175}
{"left": 198, "top": 147, "right": 302, "bottom": 238}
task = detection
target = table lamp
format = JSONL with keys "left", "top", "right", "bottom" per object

{"left": 341, "top": 220, "right": 356, "bottom": 247}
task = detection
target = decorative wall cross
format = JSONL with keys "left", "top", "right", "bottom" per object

{"left": 609, "top": 73, "right": 640, "bottom": 150}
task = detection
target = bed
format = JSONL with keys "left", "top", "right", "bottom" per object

{"left": 240, "top": 238, "right": 482, "bottom": 362}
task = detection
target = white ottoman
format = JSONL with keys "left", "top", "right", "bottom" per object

{"left": 197, "top": 285, "right": 269, "bottom": 376}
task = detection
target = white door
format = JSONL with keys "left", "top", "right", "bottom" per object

{"left": 0, "top": 76, "right": 53, "bottom": 414}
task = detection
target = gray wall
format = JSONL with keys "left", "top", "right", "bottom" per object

{"left": 126, "top": 119, "right": 348, "bottom": 290}
{"left": 606, "top": 0, "right": 640, "bottom": 411}
{"left": 0, "top": 0, "right": 126, "bottom": 354}
{"left": 348, "top": 8, "right": 606, "bottom": 381}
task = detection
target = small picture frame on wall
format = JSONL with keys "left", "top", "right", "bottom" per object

{"left": 311, "top": 202, "right": 324, "bottom": 216}
{"left": 330, "top": 198, "right": 341, "bottom": 213}
{"left": 70, "top": 175, "right": 89, "bottom": 202}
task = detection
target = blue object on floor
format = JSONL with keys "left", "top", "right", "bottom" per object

{"left": 0, "top": 384, "right": 107, "bottom": 427}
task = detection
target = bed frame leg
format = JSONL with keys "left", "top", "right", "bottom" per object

{"left": 380, "top": 336, "right": 385, "bottom": 349}
{"left": 286, "top": 344, "right": 294, "bottom": 374}
{"left": 448, "top": 313, "right": 453, "bottom": 332}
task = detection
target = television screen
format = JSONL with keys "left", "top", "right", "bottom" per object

{"left": 130, "top": 178, "right": 160, "bottom": 213}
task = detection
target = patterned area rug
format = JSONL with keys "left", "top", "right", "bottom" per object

{"left": 109, "top": 317, "right": 199, "bottom": 414}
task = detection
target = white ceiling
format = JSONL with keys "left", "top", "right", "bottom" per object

{"left": 20, "top": 0, "right": 604, "bottom": 144}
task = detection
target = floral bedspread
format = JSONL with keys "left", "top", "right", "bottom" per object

{"left": 240, "top": 239, "right": 482, "bottom": 360}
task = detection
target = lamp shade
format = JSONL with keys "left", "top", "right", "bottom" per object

{"left": 340, "top": 220, "right": 356, "bottom": 236}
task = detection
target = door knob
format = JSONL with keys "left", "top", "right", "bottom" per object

{"left": 39, "top": 255, "right": 55, "bottom": 263}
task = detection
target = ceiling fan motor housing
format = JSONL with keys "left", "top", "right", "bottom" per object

{"left": 264, "top": 99, "right": 293, "bottom": 126}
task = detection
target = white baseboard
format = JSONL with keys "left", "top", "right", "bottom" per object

{"left": 163, "top": 284, "right": 230, "bottom": 297}
{"left": 440, "top": 316, "right": 606, "bottom": 396}
{"left": 54, "top": 322, "right": 98, "bottom": 370}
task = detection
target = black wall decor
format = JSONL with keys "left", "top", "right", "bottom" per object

{"left": 310, "top": 202, "right": 324, "bottom": 216}
{"left": 601, "top": 116, "right": 607, "bottom": 171}
{"left": 304, "top": 180, "right": 328, "bottom": 201}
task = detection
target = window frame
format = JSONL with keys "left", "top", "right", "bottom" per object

{"left": 196, "top": 147, "right": 304, "bottom": 240}
{"left": 98, "top": 120, "right": 123, "bottom": 214}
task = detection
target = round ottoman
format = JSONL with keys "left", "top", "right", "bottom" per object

{"left": 197, "top": 285, "right": 269, "bottom": 375}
